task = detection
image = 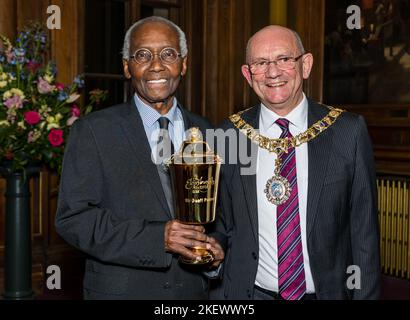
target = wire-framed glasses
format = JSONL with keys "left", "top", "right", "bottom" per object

{"left": 248, "top": 54, "right": 305, "bottom": 74}
{"left": 130, "top": 47, "right": 182, "bottom": 65}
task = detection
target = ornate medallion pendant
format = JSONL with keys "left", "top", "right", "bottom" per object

{"left": 265, "top": 175, "right": 292, "bottom": 205}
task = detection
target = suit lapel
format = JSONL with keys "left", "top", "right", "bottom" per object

{"left": 179, "top": 103, "right": 193, "bottom": 131}
{"left": 306, "top": 100, "right": 334, "bottom": 240}
{"left": 118, "top": 100, "right": 172, "bottom": 218}
{"left": 239, "top": 106, "right": 261, "bottom": 243}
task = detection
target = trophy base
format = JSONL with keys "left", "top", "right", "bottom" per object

{"left": 179, "top": 247, "right": 214, "bottom": 265}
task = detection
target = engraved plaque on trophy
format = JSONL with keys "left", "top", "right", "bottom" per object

{"left": 166, "top": 127, "right": 221, "bottom": 264}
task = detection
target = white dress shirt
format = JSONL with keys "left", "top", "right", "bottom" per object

{"left": 254, "top": 94, "right": 315, "bottom": 294}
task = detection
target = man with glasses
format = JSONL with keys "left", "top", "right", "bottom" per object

{"left": 211, "top": 25, "right": 380, "bottom": 300}
{"left": 55, "top": 16, "right": 224, "bottom": 299}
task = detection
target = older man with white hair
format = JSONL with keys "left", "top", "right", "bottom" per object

{"left": 55, "top": 16, "right": 223, "bottom": 300}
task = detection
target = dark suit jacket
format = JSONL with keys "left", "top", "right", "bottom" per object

{"left": 55, "top": 99, "right": 213, "bottom": 300}
{"left": 211, "top": 99, "right": 381, "bottom": 300}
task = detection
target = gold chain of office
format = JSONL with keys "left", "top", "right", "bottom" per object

{"left": 229, "top": 104, "right": 345, "bottom": 205}
{"left": 229, "top": 105, "right": 345, "bottom": 156}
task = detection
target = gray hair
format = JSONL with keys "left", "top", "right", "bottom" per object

{"left": 122, "top": 16, "right": 188, "bottom": 60}
{"left": 246, "top": 27, "right": 305, "bottom": 63}
{"left": 293, "top": 30, "right": 305, "bottom": 55}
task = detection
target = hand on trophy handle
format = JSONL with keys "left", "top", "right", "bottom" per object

{"left": 164, "top": 220, "right": 211, "bottom": 261}
{"left": 206, "top": 236, "right": 225, "bottom": 268}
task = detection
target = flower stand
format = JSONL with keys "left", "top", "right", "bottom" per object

{"left": 0, "top": 163, "right": 40, "bottom": 299}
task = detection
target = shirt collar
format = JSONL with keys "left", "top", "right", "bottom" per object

{"left": 134, "top": 93, "right": 178, "bottom": 128}
{"left": 260, "top": 93, "right": 308, "bottom": 132}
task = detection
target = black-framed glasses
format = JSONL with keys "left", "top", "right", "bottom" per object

{"left": 248, "top": 53, "right": 305, "bottom": 74}
{"left": 130, "top": 47, "right": 182, "bottom": 65}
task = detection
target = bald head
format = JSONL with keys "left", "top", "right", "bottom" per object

{"left": 246, "top": 26, "right": 305, "bottom": 63}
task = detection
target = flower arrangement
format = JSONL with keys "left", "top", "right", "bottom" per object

{"left": 0, "top": 24, "right": 107, "bottom": 173}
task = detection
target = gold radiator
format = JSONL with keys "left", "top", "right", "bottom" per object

{"left": 378, "top": 178, "right": 410, "bottom": 279}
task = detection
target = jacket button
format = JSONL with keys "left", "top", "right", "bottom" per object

{"left": 252, "top": 252, "right": 257, "bottom": 260}
{"left": 246, "top": 289, "right": 251, "bottom": 298}
{"left": 163, "top": 282, "right": 171, "bottom": 289}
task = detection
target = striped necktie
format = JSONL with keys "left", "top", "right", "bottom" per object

{"left": 275, "top": 118, "right": 306, "bottom": 300}
{"left": 157, "top": 117, "right": 175, "bottom": 159}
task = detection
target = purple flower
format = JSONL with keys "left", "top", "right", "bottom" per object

{"left": 73, "top": 75, "right": 85, "bottom": 88}
{"left": 13, "top": 48, "right": 26, "bottom": 64}
{"left": 48, "top": 62, "right": 57, "bottom": 76}
{"left": 57, "top": 91, "right": 69, "bottom": 101}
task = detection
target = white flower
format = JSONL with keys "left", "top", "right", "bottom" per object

{"left": 66, "top": 93, "right": 80, "bottom": 103}
{"left": 0, "top": 120, "right": 10, "bottom": 126}
{"left": 17, "top": 120, "right": 26, "bottom": 130}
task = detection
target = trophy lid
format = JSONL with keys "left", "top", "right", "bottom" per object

{"left": 169, "top": 127, "right": 219, "bottom": 165}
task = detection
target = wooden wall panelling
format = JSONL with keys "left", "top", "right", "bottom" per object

{"left": 346, "top": 104, "right": 410, "bottom": 176}
{"left": 125, "top": 0, "right": 142, "bottom": 27}
{"left": 50, "top": 0, "right": 84, "bottom": 85}
{"left": 16, "top": 0, "right": 48, "bottom": 31}
{"left": 270, "top": 0, "right": 287, "bottom": 26}
{"left": 177, "top": 0, "right": 202, "bottom": 114}
{"left": 288, "top": 0, "right": 325, "bottom": 103}
{"left": 233, "top": 0, "right": 252, "bottom": 114}
{"left": 0, "top": 0, "right": 17, "bottom": 40}
{"left": 187, "top": 0, "right": 258, "bottom": 124}
{"left": 217, "top": 0, "right": 233, "bottom": 121}
{"left": 202, "top": 0, "right": 219, "bottom": 123}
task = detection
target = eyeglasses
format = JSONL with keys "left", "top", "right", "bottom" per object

{"left": 248, "top": 54, "right": 305, "bottom": 75}
{"left": 130, "top": 47, "right": 182, "bottom": 65}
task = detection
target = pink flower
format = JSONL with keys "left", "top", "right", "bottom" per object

{"left": 66, "top": 116, "right": 78, "bottom": 126}
{"left": 55, "top": 82, "right": 65, "bottom": 91}
{"left": 4, "top": 95, "right": 24, "bottom": 109}
{"left": 48, "top": 129, "right": 64, "bottom": 147}
{"left": 37, "top": 77, "right": 55, "bottom": 94}
{"left": 71, "top": 105, "right": 81, "bottom": 117}
{"left": 24, "top": 111, "right": 41, "bottom": 125}
{"left": 28, "top": 131, "right": 35, "bottom": 143}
